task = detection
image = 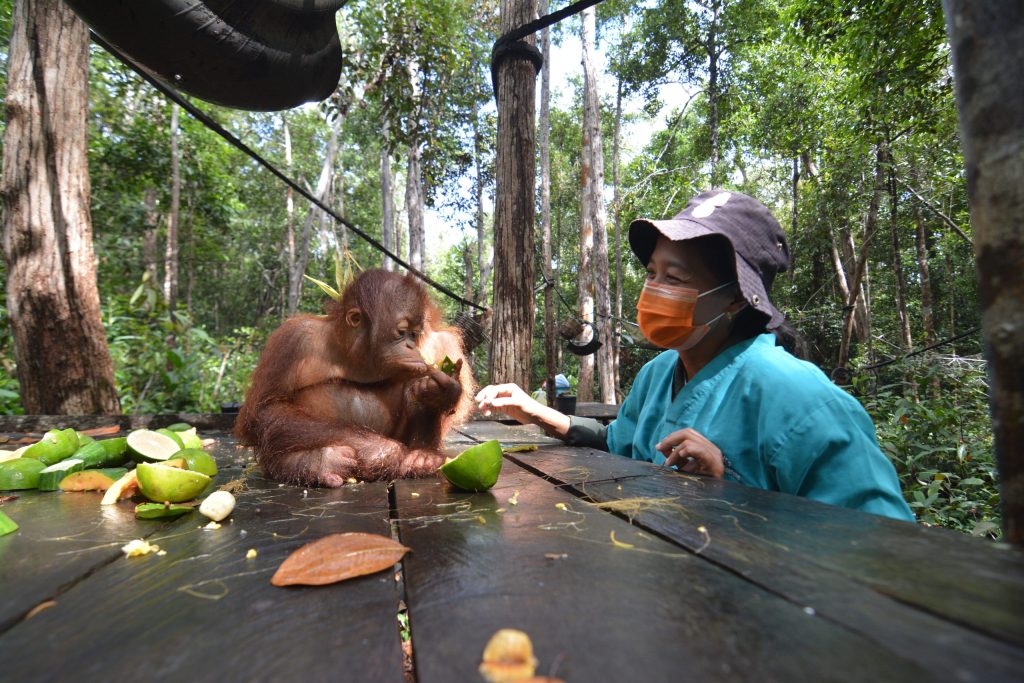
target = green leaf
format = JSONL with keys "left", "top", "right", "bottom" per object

{"left": 303, "top": 274, "right": 341, "bottom": 301}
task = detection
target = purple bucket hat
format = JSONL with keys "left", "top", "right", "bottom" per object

{"left": 628, "top": 190, "right": 790, "bottom": 329}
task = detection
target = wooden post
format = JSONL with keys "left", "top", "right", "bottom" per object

{"left": 943, "top": 1, "right": 1024, "bottom": 544}
{"left": 489, "top": 0, "right": 538, "bottom": 388}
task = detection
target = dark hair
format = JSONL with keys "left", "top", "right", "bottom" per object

{"left": 690, "top": 235, "right": 807, "bottom": 359}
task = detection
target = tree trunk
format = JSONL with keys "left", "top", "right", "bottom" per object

{"left": 581, "top": 7, "right": 615, "bottom": 403}
{"left": 944, "top": 0, "right": 1024, "bottom": 544}
{"left": 406, "top": 141, "right": 425, "bottom": 273}
{"left": 612, "top": 72, "right": 624, "bottom": 399}
{"left": 911, "top": 168, "right": 937, "bottom": 345}
{"left": 889, "top": 165, "right": 913, "bottom": 350}
{"left": 1, "top": 0, "right": 119, "bottom": 414}
{"left": 489, "top": 0, "right": 538, "bottom": 388}
{"left": 540, "top": 6, "right": 556, "bottom": 405}
{"left": 789, "top": 157, "right": 799, "bottom": 285}
{"left": 839, "top": 223, "right": 869, "bottom": 341}
{"left": 706, "top": 3, "right": 721, "bottom": 186}
{"left": 837, "top": 146, "right": 887, "bottom": 370}
{"left": 473, "top": 104, "right": 492, "bottom": 305}
{"left": 143, "top": 187, "right": 159, "bottom": 287}
{"left": 163, "top": 104, "right": 181, "bottom": 314}
{"left": 287, "top": 114, "right": 341, "bottom": 315}
{"left": 381, "top": 121, "right": 396, "bottom": 272}
{"left": 282, "top": 113, "right": 296, "bottom": 319}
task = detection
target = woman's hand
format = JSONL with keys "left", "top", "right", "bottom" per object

{"left": 475, "top": 383, "right": 540, "bottom": 424}
{"left": 656, "top": 428, "right": 724, "bottom": 478}
{"left": 475, "top": 383, "right": 571, "bottom": 439}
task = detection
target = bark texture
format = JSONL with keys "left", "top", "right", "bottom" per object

{"left": 944, "top": 0, "right": 1024, "bottom": 544}
{"left": 540, "top": 10, "right": 556, "bottom": 405}
{"left": 581, "top": 7, "right": 615, "bottom": 404}
{"left": 1, "top": 0, "right": 119, "bottom": 414}
{"left": 488, "top": 0, "right": 538, "bottom": 388}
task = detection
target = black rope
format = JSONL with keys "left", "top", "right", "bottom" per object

{"left": 91, "top": 33, "right": 486, "bottom": 313}
{"left": 860, "top": 326, "right": 982, "bottom": 371}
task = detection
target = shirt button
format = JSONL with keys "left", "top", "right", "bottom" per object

{"left": 752, "top": 295, "right": 761, "bottom": 305}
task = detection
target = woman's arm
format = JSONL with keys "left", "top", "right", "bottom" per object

{"left": 475, "top": 383, "right": 572, "bottom": 439}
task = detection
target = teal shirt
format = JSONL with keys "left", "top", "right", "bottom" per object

{"left": 606, "top": 334, "right": 914, "bottom": 521}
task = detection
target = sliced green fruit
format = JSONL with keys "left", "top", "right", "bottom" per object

{"left": 165, "top": 422, "right": 193, "bottom": 432}
{"left": 70, "top": 440, "right": 123, "bottom": 469}
{"left": 0, "top": 448, "right": 24, "bottom": 464}
{"left": 176, "top": 448, "right": 217, "bottom": 477}
{"left": 0, "top": 458, "right": 47, "bottom": 491}
{"left": 178, "top": 427, "right": 203, "bottom": 450}
{"left": 135, "top": 502, "right": 194, "bottom": 520}
{"left": 438, "top": 440, "right": 503, "bottom": 492}
{"left": 439, "top": 355, "right": 458, "bottom": 375}
{"left": 100, "top": 469, "right": 139, "bottom": 505}
{"left": 126, "top": 429, "right": 182, "bottom": 464}
{"left": 136, "top": 462, "right": 211, "bottom": 503}
{"left": 97, "top": 437, "right": 129, "bottom": 461}
{"left": 155, "top": 428, "right": 185, "bottom": 449}
{"left": 59, "top": 467, "right": 129, "bottom": 492}
{"left": 0, "top": 510, "right": 17, "bottom": 536}
{"left": 76, "top": 433, "right": 95, "bottom": 446}
{"left": 38, "top": 458, "right": 85, "bottom": 491}
{"left": 23, "top": 429, "right": 80, "bottom": 466}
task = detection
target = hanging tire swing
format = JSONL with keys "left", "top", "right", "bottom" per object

{"left": 64, "top": 0, "right": 346, "bottom": 111}
{"left": 559, "top": 318, "right": 602, "bottom": 356}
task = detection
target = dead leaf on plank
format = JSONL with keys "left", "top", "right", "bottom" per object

{"left": 271, "top": 532, "right": 411, "bottom": 587}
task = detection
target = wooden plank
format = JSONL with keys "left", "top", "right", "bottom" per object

{"left": 0, "top": 436, "right": 248, "bottom": 631}
{"left": 507, "top": 446, "right": 1024, "bottom": 666}
{"left": 0, "top": 413, "right": 237, "bottom": 435}
{"left": 394, "top": 460, "right": 944, "bottom": 683}
{"left": 0, "top": 454, "right": 405, "bottom": 681}
{"left": 572, "top": 402, "right": 619, "bottom": 422}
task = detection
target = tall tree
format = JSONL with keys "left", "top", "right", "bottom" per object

{"left": 580, "top": 6, "right": 616, "bottom": 403}
{"left": 163, "top": 104, "right": 181, "bottom": 313}
{"left": 944, "top": 0, "right": 1024, "bottom": 545}
{"left": 489, "top": 0, "right": 538, "bottom": 387}
{"left": 1, "top": 0, "right": 119, "bottom": 413}
{"left": 539, "top": 4, "right": 556, "bottom": 404}
{"left": 380, "top": 122, "right": 397, "bottom": 271}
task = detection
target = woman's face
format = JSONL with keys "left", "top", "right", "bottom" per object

{"left": 646, "top": 236, "right": 737, "bottom": 325}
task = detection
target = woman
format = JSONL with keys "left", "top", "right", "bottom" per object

{"left": 476, "top": 190, "right": 914, "bottom": 521}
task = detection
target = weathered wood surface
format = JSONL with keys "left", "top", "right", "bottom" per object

{"left": 504, "top": 447, "right": 1024, "bottom": 664}
{"left": 2, "top": 423, "right": 1022, "bottom": 683}
{"left": 0, "top": 436, "right": 404, "bottom": 682}
{"left": 396, "top": 460, "right": 938, "bottom": 683}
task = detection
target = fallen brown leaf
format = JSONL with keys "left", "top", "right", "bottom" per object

{"left": 271, "top": 532, "right": 411, "bottom": 587}
{"left": 79, "top": 424, "right": 122, "bottom": 437}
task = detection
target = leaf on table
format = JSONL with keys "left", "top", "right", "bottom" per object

{"left": 271, "top": 532, "right": 411, "bottom": 587}
{"left": 79, "top": 424, "right": 121, "bottom": 437}
{"left": 502, "top": 445, "right": 538, "bottom": 453}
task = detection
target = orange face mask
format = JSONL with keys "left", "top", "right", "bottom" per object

{"left": 636, "top": 280, "right": 735, "bottom": 350}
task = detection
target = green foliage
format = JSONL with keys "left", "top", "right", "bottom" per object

{"left": 855, "top": 358, "right": 1000, "bottom": 538}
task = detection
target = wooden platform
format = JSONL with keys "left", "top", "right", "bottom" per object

{"left": 1, "top": 419, "right": 1022, "bottom": 682}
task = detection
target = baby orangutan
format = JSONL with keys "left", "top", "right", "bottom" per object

{"left": 235, "top": 269, "right": 475, "bottom": 486}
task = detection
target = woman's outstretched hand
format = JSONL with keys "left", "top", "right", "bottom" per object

{"left": 475, "top": 383, "right": 540, "bottom": 424}
{"left": 656, "top": 428, "right": 725, "bottom": 478}
{"left": 475, "top": 383, "right": 571, "bottom": 439}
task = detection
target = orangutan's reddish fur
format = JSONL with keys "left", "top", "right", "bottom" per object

{"left": 234, "top": 269, "right": 475, "bottom": 486}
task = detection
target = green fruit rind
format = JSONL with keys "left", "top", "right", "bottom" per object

{"left": 0, "top": 458, "right": 47, "bottom": 490}
{"left": 178, "top": 428, "right": 203, "bottom": 450}
{"left": 37, "top": 458, "right": 85, "bottom": 491}
{"left": 0, "top": 510, "right": 17, "bottom": 536}
{"left": 177, "top": 448, "right": 218, "bottom": 477}
{"left": 438, "top": 440, "right": 503, "bottom": 492}
{"left": 126, "top": 430, "right": 182, "bottom": 464}
{"left": 77, "top": 434, "right": 95, "bottom": 446}
{"left": 135, "top": 502, "right": 194, "bottom": 520}
{"left": 155, "top": 428, "right": 185, "bottom": 449}
{"left": 70, "top": 441, "right": 122, "bottom": 469}
{"left": 23, "top": 429, "right": 80, "bottom": 466}
{"left": 98, "top": 437, "right": 129, "bottom": 460}
{"left": 136, "top": 462, "right": 211, "bottom": 503}
{"left": 166, "top": 422, "right": 193, "bottom": 432}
